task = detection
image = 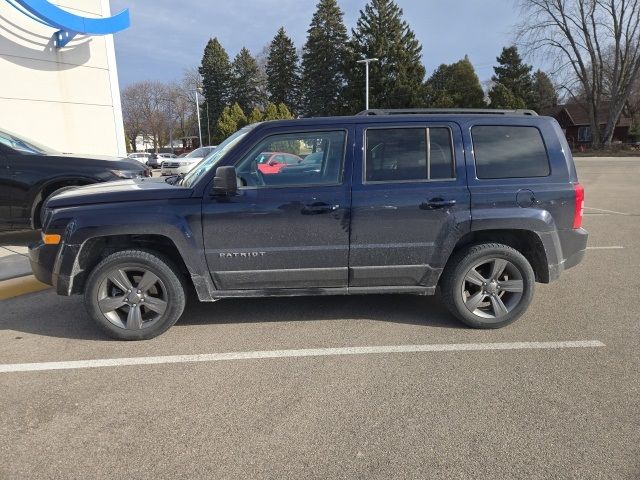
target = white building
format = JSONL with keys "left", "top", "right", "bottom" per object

{"left": 0, "top": 0, "right": 126, "bottom": 156}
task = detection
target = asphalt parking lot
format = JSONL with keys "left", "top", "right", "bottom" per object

{"left": 0, "top": 158, "right": 639, "bottom": 479}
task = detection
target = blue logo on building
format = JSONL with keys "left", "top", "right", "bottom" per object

{"left": 5, "top": 0, "right": 130, "bottom": 47}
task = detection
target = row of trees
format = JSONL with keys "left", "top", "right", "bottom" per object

{"left": 198, "top": 0, "right": 560, "bottom": 142}
{"left": 123, "top": 0, "right": 640, "bottom": 150}
{"left": 121, "top": 69, "right": 294, "bottom": 151}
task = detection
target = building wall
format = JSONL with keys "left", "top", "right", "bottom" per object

{"left": 0, "top": 0, "right": 126, "bottom": 156}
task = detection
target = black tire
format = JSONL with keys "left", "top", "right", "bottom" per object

{"left": 84, "top": 249, "right": 186, "bottom": 340}
{"left": 440, "top": 243, "right": 535, "bottom": 329}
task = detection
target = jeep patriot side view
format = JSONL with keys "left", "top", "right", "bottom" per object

{"left": 29, "top": 109, "right": 588, "bottom": 340}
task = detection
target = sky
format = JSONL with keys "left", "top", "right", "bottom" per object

{"left": 110, "top": 0, "right": 523, "bottom": 88}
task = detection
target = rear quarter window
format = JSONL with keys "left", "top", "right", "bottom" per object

{"left": 472, "top": 126, "right": 550, "bottom": 179}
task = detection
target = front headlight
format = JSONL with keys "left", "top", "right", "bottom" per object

{"left": 109, "top": 169, "right": 141, "bottom": 179}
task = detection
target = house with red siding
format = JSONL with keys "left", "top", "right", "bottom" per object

{"left": 544, "top": 103, "right": 633, "bottom": 149}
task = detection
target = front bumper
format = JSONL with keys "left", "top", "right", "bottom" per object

{"left": 28, "top": 241, "right": 73, "bottom": 296}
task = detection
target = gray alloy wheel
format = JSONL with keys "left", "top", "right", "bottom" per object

{"left": 84, "top": 250, "right": 186, "bottom": 340}
{"left": 97, "top": 267, "right": 168, "bottom": 331}
{"left": 460, "top": 258, "right": 524, "bottom": 320}
{"left": 440, "top": 243, "right": 535, "bottom": 329}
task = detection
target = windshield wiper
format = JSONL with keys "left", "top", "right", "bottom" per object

{"left": 164, "top": 174, "right": 185, "bottom": 186}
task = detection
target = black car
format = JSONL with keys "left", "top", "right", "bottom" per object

{"left": 30, "top": 109, "right": 588, "bottom": 340}
{"left": 0, "top": 128, "right": 150, "bottom": 230}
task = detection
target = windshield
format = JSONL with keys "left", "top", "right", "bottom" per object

{"left": 186, "top": 147, "right": 211, "bottom": 158}
{"left": 0, "top": 128, "right": 60, "bottom": 155}
{"left": 181, "top": 125, "right": 256, "bottom": 188}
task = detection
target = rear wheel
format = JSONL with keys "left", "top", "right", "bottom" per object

{"left": 441, "top": 243, "right": 535, "bottom": 329}
{"left": 84, "top": 250, "right": 186, "bottom": 340}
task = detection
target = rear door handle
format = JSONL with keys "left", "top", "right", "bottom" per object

{"left": 301, "top": 202, "right": 340, "bottom": 215}
{"left": 421, "top": 198, "right": 457, "bottom": 210}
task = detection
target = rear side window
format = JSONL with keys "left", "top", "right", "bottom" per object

{"left": 365, "top": 127, "right": 455, "bottom": 182}
{"left": 472, "top": 126, "right": 550, "bottom": 179}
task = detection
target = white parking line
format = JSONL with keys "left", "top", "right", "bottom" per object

{"left": 0, "top": 341, "right": 605, "bottom": 373}
{"left": 587, "top": 246, "right": 625, "bottom": 250}
{"left": 584, "top": 207, "right": 631, "bottom": 216}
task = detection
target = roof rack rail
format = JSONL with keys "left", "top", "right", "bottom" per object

{"left": 356, "top": 108, "right": 539, "bottom": 117}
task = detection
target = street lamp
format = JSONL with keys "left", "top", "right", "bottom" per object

{"left": 195, "top": 87, "right": 204, "bottom": 148}
{"left": 356, "top": 57, "right": 379, "bottom": 111}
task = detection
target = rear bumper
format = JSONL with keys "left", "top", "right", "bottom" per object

{"left": 547, "top": 228, "right": 588, "bottom": 281}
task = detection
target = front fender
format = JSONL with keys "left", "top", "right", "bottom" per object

{"left": 50, "top": 199, "right": 213, "bottom": 297}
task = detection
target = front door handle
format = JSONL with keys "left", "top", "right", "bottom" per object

{"left": 421, "top": 198, "right": 457, "bottom": 210}
{"left": 301, "top": 202, "right": 340, "bottom": 215}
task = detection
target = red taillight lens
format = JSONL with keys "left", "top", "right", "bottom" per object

{"left": 573, "top": 183, "right": 584, "bottom": 229}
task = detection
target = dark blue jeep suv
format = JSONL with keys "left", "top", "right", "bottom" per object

{"left": 29, "top": 109, "right": 588, "bottom": 340}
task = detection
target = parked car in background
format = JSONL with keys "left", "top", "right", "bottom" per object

{"left": 280, "top": 151, "right": 324, "bottom": 175}
{"left": 256, "top": 151, "right": 303, "bottom": 174}
{"left": 0, "top": 127, "right": 150, "bottom": 231}
{"left": 147, "top": 153, "right": 176, "bottom": 169}
{"left": 128, "top": 152, "right": 151, "bottom": 164}
{"left": 31, "top": 109, "right": 587, "bottom": 339}
{"left": 160, "top": 146, "right": 216, "bottom": 176}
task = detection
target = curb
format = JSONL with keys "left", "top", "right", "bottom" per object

{"left": 0, "top": 254, "right": 33, "bottom": 282}
{"left": 0, "top": 275, "right": 51, "bottom": 301}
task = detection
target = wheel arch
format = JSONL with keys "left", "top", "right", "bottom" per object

{"left": 30, "top": 177, "right": 97, "bottom": 229}
{"left": 445, "top": 229, "right": 550, "bottom": 284}
{"left": 70, "top": 234, "right": 193, "bottom": 295}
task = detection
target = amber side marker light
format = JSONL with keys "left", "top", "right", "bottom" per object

{"left": 42, "top": 233, "right": 61, "bottom": 245}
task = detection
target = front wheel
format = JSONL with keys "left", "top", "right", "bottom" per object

{"left": 84, "top": 250, "right": 186, "bottom": 340}
{"left": 440, "top": 243, "right": 535, "bottom": 329}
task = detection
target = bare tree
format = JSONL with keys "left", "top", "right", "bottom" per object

{"left": 121, "top": 81, "right": 175, "bottom": 152}
{"left": 517, "top": 0, "right": 640, "bottom": 147}
{"left": 121, "top": 84, "right": 146, "bottom": 152}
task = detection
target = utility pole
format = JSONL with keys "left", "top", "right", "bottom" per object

{"left": 356, "top": 58, "right": 379, "bottom": 111}
{"left": 205, "top": 101, "right": 211, "bottom": 146}
{"left": 195, "top": 88, "right": 203, "bottom": 148}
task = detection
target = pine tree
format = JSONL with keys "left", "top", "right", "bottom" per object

{"left": 247, "top": 107, "right": 263, "bottom": 124}
{"left": 488, "top": 83, "right": 525, "bottom": 109}
{"left": 425, "top": 56, "right": 485, "bottom": 108}
{"left": 199, "top": 38, "right": 232, "bottom": 140}
{"left": 266, "top": 27, "right": 300, "bottom": 113}
{"left": 344, "top": 0, "right": 426, "bottom": 112}
{"left": 489, "top": 46, "right": 534, "bottom": 108}
{"left": 230, "top": 48, "right": 266, "bottom": 114}
{"left": 263, "top": 103, "right": 280, "bottom": 121}
{"left": 276, "top": 103, "right": 294, "bottom": 119}
{"left": 215, "top": 103, "right": 247, "bottom": 142}
{"left": 300, "top": 0, "right": 349, "bottom": 117}
{"left": 531, "top": 70, "right": 558, "bottom": 113}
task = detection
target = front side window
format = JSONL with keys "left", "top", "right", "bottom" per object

{"left": 236, "top": 130, "right": 346, "bottom": 188}
{"left": 365, "top": 127, "right": 455, "bottom": 182}
{"left": 472, "top": 126, "right": 550, "bottom": 179}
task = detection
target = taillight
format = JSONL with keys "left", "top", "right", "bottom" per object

{"left": 573, "top": 183, "right": 584, "bottom": 229}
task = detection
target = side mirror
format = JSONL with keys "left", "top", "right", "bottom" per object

{"left": 212, "top": 166, "right": 237, "bottom": 195}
